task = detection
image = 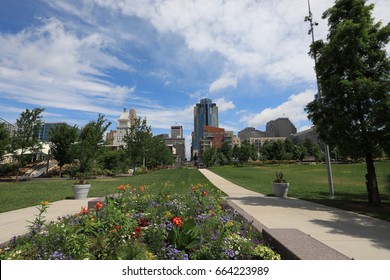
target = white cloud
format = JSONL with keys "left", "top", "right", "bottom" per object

{"left": 242, "top": 89, "right": 315, "bottom": 129}
{"left": 209, "top": 72, "right": 237, "bottom": 92}
{"left": 0, "top": 17, "right": 134, "bottom": 114}
{"left": 214, "top": 97, "right": 235, "bottom": 112}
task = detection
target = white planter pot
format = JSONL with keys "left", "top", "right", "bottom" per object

{"left": 272, "top": 182, "right": 289, "bottom": 198}
{"left": 72, "top": 184, "right": 91, "bottom": 200}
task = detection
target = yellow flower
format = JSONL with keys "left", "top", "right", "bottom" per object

{"left": 145, "top": 251, "right": 157, "bottom": 260}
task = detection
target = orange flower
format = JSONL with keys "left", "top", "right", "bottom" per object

{"left": 191, "top": 186, "right": 197, "bottom": 191}
{"left": 139, "top": 186, "right": 145, "bottom": 192}
{"left": 41, "top": 201, "right": 49, "bottom": 206}
{"left": 170, "top": 216, "right": 183, "bottom": 227}
{"left": 117, "top": 184, "right": 126, "bottom": 191}
{"left": 80, "top": 206, "right": 88, "bottom": 215}
{"left": 95, "top": 201, "right": 103, "bottom": 210}
{"left": 203, "top": 191, "right": 208, "bottom": 197}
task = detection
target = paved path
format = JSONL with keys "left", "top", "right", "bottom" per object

{"left": 0, "top": 198, "right": 95, "bottom": 245}
{"left": 199, "top": 169, "right": 390, "bottom": 260}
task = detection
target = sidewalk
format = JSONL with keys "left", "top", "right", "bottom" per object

{"left": 0, "top": 198, "right": 95, "bottom": 245}
{"left": 199, "top": 169, "right": 390, "bottom": 260}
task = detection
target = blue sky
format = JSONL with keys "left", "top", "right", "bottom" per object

{"left": 1, "top": 0, "right": 389, "bottom": 155}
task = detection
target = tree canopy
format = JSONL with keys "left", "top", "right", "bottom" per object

{"left": 306, "top": 0, "right": 390, "bottom": 206}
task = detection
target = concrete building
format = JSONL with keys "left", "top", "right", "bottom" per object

{"left": 157, "top": 126, "right": 186, "bottom": 166}
{"left": 266, "top": 118, "right": 297, "bottom": 138}
{"left": 292, "top": 126, "right": 321, "bottom": 146}
{"left": 238, "top": 127, "right": 271, "bottom": 142}
{"left": 192, "top": 98, "right": 218, "bottom": 158}
{"left": 111, "top": 108, "right": 137, "bottom": 148}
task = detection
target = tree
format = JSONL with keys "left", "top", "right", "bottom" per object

{"left": 74, "top": 115, "right": 111, "bottom": 175}
{"left": 238, "top": 142, "right": 251, "bottom": 164}
{"left": 149, "top": 136, "right": 174, "bottom": 168}
{"left": 124, "top": 117, "right": 153, "bottom": 168}
{"left": 12, "top": 108, "right": 44, "bottom": 180}
{"left": 201, "top": 146, "right": 217, "bottom": 167}
{"left": 0, "top": 123, "right": 11, "bottom": 160}
{"left": 48, "top": 123, "right": 78, "bottom": 177}
{"left": 306, "top": 0, "right": 390, "bottom": 206}
{"left": 219, "top": 141, "right": 233, "bottom": 164}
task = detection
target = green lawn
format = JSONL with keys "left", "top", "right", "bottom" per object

{"left": 0, "top": 168, "right": 217, "bottom": 213}
{"left": 210, "top": 161, "right": 390, "bottom": 221}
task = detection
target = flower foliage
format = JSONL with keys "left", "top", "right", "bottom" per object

{"left": 0, "top": 184, "right": 281, "bottom": 260}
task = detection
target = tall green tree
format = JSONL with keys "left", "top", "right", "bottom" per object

{"left": 219, "top": 141, "right": 233, "bottom": 164}
{"left": 124, "top": 117, "right": 153, "bottom": 168}
{"left": 12, "top": 108, "right": 44, "bottom": 180}
{"left": 0, "top": 123, "right": 11, "bottom": 160}
{"left": 201, "top": 146, "right": 217, "bottom": 167}
{"left": 306, "top": 0, "right": 390, "bottom": 206}
{"left": 48, "top": 123, "right": 78, "bottom": 177}
{"left": 74, "top": 115, "right": 111, "bottom": 175}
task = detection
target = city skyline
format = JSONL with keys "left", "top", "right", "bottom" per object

{"left": 1, "top": 0, "right": 389, "bottom": 153}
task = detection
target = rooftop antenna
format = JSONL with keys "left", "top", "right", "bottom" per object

{"left": 305, "top": 0, "right": 335, "bottom": 198}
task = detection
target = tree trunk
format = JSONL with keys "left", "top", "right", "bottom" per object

{"left": 365, "top": 152, "right": 381, "bottom": 207}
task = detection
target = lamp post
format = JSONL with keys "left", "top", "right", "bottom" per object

{"left": 305, "top": 0, "right": 335, "bottom": 198}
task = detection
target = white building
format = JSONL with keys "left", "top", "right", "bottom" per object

{"left": 112, "top": 108, "right": 137, "bottom": 148}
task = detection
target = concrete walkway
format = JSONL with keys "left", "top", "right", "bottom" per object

{"left": 199, "top": 169, "right": 390, "bottom": 260}
{"left": 0, "top": 198, "right": 95, "bottom": 245}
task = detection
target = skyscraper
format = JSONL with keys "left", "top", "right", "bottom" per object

{"left": 192, "top": 98, "right": 218, "bottom": 158}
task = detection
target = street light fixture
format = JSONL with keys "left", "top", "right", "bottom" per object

{"left": 305, "top": 0, "right": 335, "bottom": 198}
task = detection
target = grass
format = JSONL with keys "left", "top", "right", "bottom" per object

{"left": 210, "top": 161, "right": 390, "bottom": 222}
{"left": 0, "top": 168, "right": 217, "bottom": 213}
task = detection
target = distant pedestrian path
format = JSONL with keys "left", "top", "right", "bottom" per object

{"left": 199, "top": 169, "right": 390, "bottom": 260}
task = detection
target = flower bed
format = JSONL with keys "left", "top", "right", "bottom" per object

{"left": 0, "top": 184, "right": 281, "bottom": 260}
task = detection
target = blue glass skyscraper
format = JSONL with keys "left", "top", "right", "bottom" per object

{"left": 192, "top": 98, "right": 218, "bottom": 158}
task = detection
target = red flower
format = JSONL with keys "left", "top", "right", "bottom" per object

{"left": 95, "top": 201, "right": 103, "bottom": 210}
{"left": 138, "top": 218, "right": 150, "bottom": 227}
{"left": 80, "top": 206, "right": 88, "bottom": 215}
{"left": 170, "top": 216, "right": 183, "bottom": 227}
{"left": 132, "top": 227, "right": 141, "bottom": 238}
{"left": 203, "top": 191, "right": 208, "bottom": 197}
{"left": 191, "top": 186, "right": 197, "bottom": 191}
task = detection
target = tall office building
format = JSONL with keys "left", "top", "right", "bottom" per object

{"left": 192, "top": 98, "right": 218, "bottom": 158}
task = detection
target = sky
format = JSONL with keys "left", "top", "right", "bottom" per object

{"left": 1, "top": 0, "right": 389, "bottom": 157}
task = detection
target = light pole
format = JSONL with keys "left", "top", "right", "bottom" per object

{"left": 305, "top": 0, "right": 335, "bottom": 198}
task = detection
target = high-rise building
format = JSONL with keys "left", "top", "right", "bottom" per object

{"left": 192, "top": 98, "right": 218, "bottom": 158}
{"left": 266, "top": 118, "right": 297, "bottom": 138}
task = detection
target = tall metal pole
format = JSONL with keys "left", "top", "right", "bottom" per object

{"left": 305, "top": 0, "right": 335, "bottom": 198}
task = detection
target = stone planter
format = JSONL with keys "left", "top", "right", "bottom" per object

{"left": 72, "top": 184, "right": 91, "bottom": 200}
{"left": 272, "top": 182, "right": 289, "bottom": 198}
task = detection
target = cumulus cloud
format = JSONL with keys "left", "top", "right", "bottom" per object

{"left": 214, "top": 97, "right": 235, "bottom": 112}
{"left": 242, "top": 89, "right": 315, "bottom": 129}
{"left": 0, "top": 17, "right": 134, "bottom": 114}
{"left": 209, "top": 72, "right": 237, "bottom": 92}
